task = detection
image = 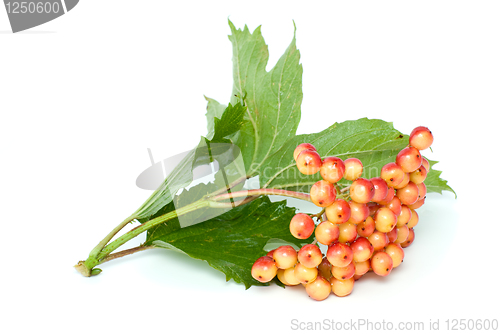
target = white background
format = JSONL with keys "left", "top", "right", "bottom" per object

{"left": 1, "top": 1, "right": 499, "bottom": 333}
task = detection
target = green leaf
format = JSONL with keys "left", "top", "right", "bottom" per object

{"left": 132, "top": 145, "right": 199, "bottom": 220}
{"left": 204, "top": 96, "right": 227, "bottom": 140}
{"left": 423, "top": 159, "right": 456, "bottom": 197}
{"left": 257, "top": 118, "right": 455, "bottom": 196}
{"left": 211, "top": 102, "right": 247, "bottom": 143}
{"left": 145, "top": 196, "right": 313, "bottom": 289}
{"left": 259, "top": 118, "right": 408, "bottom": 192}
{"left": 133, "top": 102, "right": 248, "bottom": 220}
{"left": 228, "top": 20, "right": 303, "bottom": 176}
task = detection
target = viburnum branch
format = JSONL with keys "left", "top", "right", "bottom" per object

{"left": 95, "top": 199, "right": 210, "bottom": 262}
{"left": 99, "top": 245, "right": 156, "bottom": 264}
{"left": 209, "top": 188, "right": 311, "bottom": 203}
{"left": 87, "top": 215, "right": 137, "bottom": 259}
{"left": 340, "top": 186, "right": 350, "bottom": 193}
{"left": 208, "top": 195, "right": 260, "bottom": 208}
{"left": 310, "top": 208, "right": 325, "bottom": 219}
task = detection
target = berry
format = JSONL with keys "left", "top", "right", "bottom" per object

{"left": 294, "top": 263, "right": 318, "bottom": 284}
{"left": 289, "top": 213, "right": 315, "bottom": 239}
{"left": 266, "top": 249, "right": 276, "bottom": 257}
{"left": 325, "top": 199, "right": 351, "bottom": 224}
{"left": 354, "top": 260, "right": 371, "bottom": 276}
{"left": 330, "top": 276, "right": 355, "bottom": 297}
{"left": 251, "top": 256, "right": 278, "bottom": 283}
{"left": 380, "top": 163, "right": 405, "bottom": 187}
{"left": 356, "top": 216, "right": 375, "bottom": 237}
{"left": 277, "top": 269, "right": 291, "bottom": 285}
{"left": 370, "top": 177, "right": 389, "bottom": 203}
{"left": 385, "top": 243, "right": 405, "bottom": 268}
{"left": 416, "top": 182, "right": 427, "bottom": 200}
{"left": 396, "top": 205, "right": 412, "bottom": 227}
{"left": 400, "top": 228, "right": 415, "bottom": 248}
{"left": 408, "top": 197, "right": 425, "bottom": 210}
{"left": 371, "top": 251, "right": 393, "bottom": 276}
{"left": 409, "top": 165, "right": 428, "bottom": 184}
{"left": 421, "top": 157, "right": 430, "bottom": 171}
{"left": 348, "top": 201, "right": 369, "bottom": 224}
{"left": 273, "top": 245, "right": 298, "bottom": 269}
{"left": 394, "top": 172, "right": 410, "bottom": 190}
{"left": 305, "top": 276, "right": 331, "bottom": 301}
{"left": 386, "top": 226, "right": 398, "bottom": 243}
{"left": 385, "top": 196, "right": 402, "bottom": 216}
{"left": 368, "top": 202, "right": 382, "bottom": 216}
{"left": 409, "top": 126, "right": 433, "bottom": 150}
{"left": 407, "top": 208, "right": 419, "bottom": 228}
{"left": 350, "top": 237, "right": 374, "bottom": 262}
{"left": 396, "top": 147, "right": 422, "bottom": 173}
{"left": 320, "top": 157, "right": 345, "bottom": 183}
{"left": 298, "top": 244, "right": 323, "bottom": 268}
{"left": 338, "top": 222, "right": 357, "bottom": 244}
{"left": 349, "top": 178, "right": 375, "bottom": 204}
{"left": 294, "top": 143, "right": 317, "bottom": 161}
{"left": 315, "top": 220, "right": 340, "bottom": 245}
{"left": 326, "top": 242, "right": 354, "bottom": 268}
{"left": 310, "top": 180, "right": 337, "bottom": 207}
{"left": 344, "top": 158, "right": 363, "bottom": 181}
{"left": 367, "top": 230, "right": 389, "bottom": 251}
{"left": 395, "top": 225, "right": 410, "bottom": 244}
{"left": 331, "top": 261, "right": 355, "bottom": 280}
{"left": 378, "top": 187, "right": 395, "bottom": 206}
{"left": 283, "top": 266, "right": 301, "bottom": 285}
{"left": 317, "top": 257, "right": 332, "bottom": 280}
{"left": 396, "top": 181, "right": 419, "bottom": 205}
{"left": 374, "top": 207, "right": 397, "bottom": 233}
{"left": 296, "top": 149, "right": 322, "bottom": 175}
{"left": 353, "top": 274, "right": 363, "bottom": 281}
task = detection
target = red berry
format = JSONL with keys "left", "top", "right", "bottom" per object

{"left": 289, "top": 213, "right": 315, "bottom": 239}
{"left": 374, "top": 207, "right": 397, "bottom": 233}
{"left": 385, "top": 196, "right": 402, "bottom": 216}
{"left": 331, "top": 261, "right": 355, "bottom": 280}
{"left": 310, "top": 180, "right": 337, "bottom": 207}
{"left": 356, "top": 216, "right": 375, "bottom": 237}
{"left": 385, "top": 243, "right": 405, "bottom": 268}
{"left": 396, "top": 147, "right": 422, "bottom": 173}
{"left": 294, "top": 143, "right": 317, "bottom": 161}
{"left": 320, "top": 157, "right": 345, "bottom": 183}
{"left": 305, "top": 276, "right": 331, "bottom": 301}
{"left": 349, "top": 178, "right": 375, "bottom": 204}
{"left": 325, "top": 199, "right": 351, "bottom": 224}
{"left": 251, "top": 256, "right": 278, "bottom": 282}
{"left": 400, "top": 228, "right": 415, "bottom": 248}
{"left": 273, "top": 245, "right": 298, "bottom": 269}
{"left": 370, "top": 177, "right": 389, "bottom": 203}
{"left": 298, "top": 244, "right": 323, "bottom": 268}
{"left": 409, "top": 165, "right": 428, "bottom": 184}
{"left": 367, "top": 230, "right": 389, "bottom": 251}
{"left": 315, "top": 221, "right": 340, "bottom": 245}
{"left": 296, "top": 149, "right": 322, "bottom": 175}
{"left": 327, "top": 242, "right": 354, "bottom": 268}
{"left": 348, "top": 201, "right": 369, "bottom": 224}
{"left": 344, "top": 158, "right": 363, "bottom": 181}
{"left": 337, "top": 222, "right": 357, "bottom": 244}
{"left": 371, "top": 251, "right": 393, "bottom": 276}
{"left": 350, "top": 237, "right": 374, "bottom": 262}
{"left": 380, "top": 163, "right": 405, "bottom": 187}
{"left": 409, "top": 126, "right": 433, "bottom": 150}
{"left": 396, "top": 181, "right": 419, "bottom": 205}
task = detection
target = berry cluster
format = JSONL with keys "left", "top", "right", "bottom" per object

{"left": 251, "top": 126, "right": 433, "bottom": 301}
